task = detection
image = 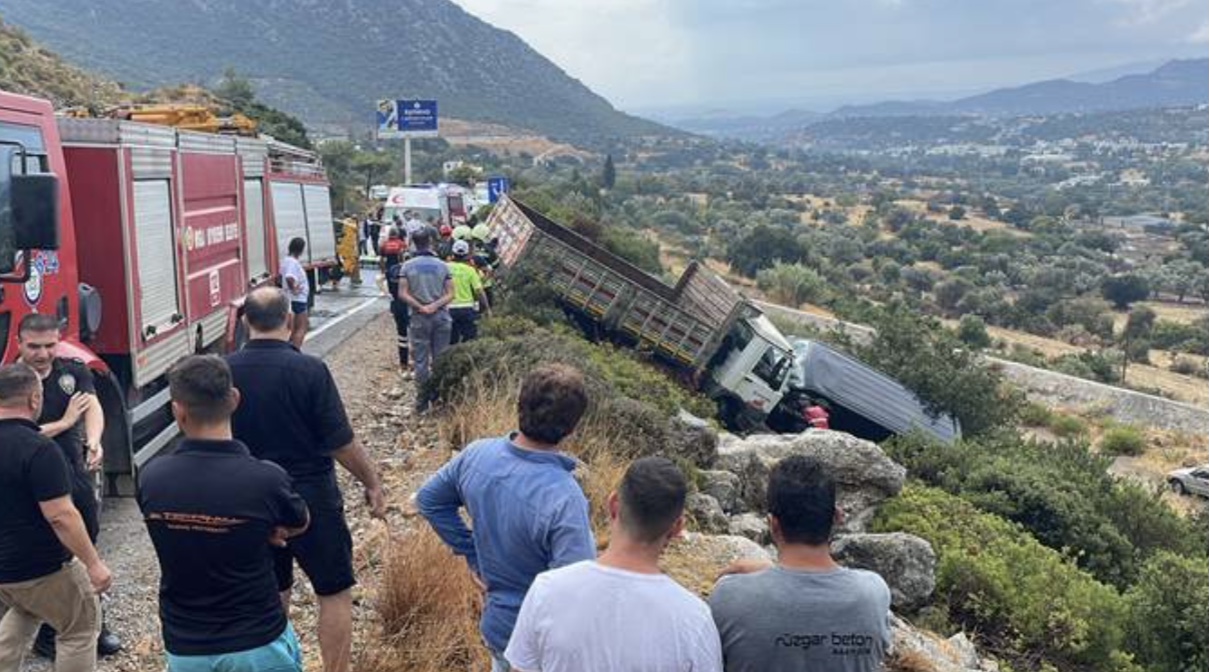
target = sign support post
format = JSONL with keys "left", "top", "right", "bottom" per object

{"left": 404, "top": 138, "right": 413, "bottom": 185}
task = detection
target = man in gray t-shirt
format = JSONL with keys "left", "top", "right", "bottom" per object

{"left": 708, "top": 455, "right": 892, "bottom": 672}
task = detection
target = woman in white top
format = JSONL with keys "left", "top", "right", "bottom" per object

{"left": 279, "top": 237, "right": 310, "bottom": 349}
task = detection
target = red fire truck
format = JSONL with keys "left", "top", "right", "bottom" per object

{"left": 0, "top": 90, "right": 337, "bottom": 494}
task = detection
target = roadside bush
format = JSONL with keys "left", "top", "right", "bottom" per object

{"left": 854, "top": 303, "right": 1022, "bottom": 436}
{"left": 1017, "top": 401, "right": 1054, "bottom": 427}
{"left": 1099, "top": 426, "right": 1146, "bottom": 456}
{"left": 1124, "top": 551, "right": 1209, "bottom": 672}
{"left": 887, "top": 431, "right": 1206, "bottom": 588}
{"left": 956, "top": 314, "right": 992, "bottom": 349}
{"left": 756, "top": 262, "right": 826, "bottom": 306}
{"left": 874, "top": 486, "right": 1129, "bottom": 670}
{"left": 1169, "top": 356, "right": 1205, "bottom": 377}
{"left": 1049, "top": 414, "right": 1087, "bottom": 438}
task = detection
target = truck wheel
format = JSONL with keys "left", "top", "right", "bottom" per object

{"left": 1171, "top": 480, "right": 1187, "bottom": 495}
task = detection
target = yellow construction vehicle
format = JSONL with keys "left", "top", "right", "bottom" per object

{"left": 62, "top": 104, "right": 258, "bottom": 136}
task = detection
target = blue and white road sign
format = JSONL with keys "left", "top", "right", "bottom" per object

{"left": 399, "top": 99, "right": 439, "bottom": 136}
{"left": 487, "top": 176, "right": 510, "bottom": 204}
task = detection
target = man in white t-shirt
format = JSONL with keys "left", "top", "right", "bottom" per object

{"left": 279, "top": 237, "right": 310, "bottom": 349}
{"left": 505, "top": 457, "right": 723, "bottom": 672}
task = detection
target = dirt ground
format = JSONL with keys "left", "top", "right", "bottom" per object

{"left": 20, "top": 312, "right": 451, "bottom": 672}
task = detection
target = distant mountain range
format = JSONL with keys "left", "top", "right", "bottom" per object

{"left": 0, "top": 0, "right": 668, "bottom": 145}
{"left": 674, "top": 59, "right": 1209, "bottom": 142}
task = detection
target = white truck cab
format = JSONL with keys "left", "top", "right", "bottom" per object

{"left": 710, "top": 314, "right": 794, "bottom": 425}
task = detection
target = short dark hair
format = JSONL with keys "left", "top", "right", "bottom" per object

{"left": 767, "top": 455, "right": 836, "bottom": 545}
{"left": 18, "top": 313, "right": 61, "bottom": 338}
{"left": 244, "top": 287, "right": 290, "bottom": 332}
{"left": 288, "top": 237, "right": 306, "bottom": 256}
{"left": 411, "top": 228, "right": 432, "bottom": 250}
{"left": 168, "top": 355, "right": 235, "bottom": 424}
{"left": 0, "top": 363, "right": 39, "bottom": 407}
{"left": 517, "top": 364, "right": 588, "bottom": 444}
{"left": 618, "top": 457, "right": 687, "bottom": 544}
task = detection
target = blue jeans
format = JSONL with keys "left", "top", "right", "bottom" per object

{"left": 166, "top": 624, "right": 302, "bottom": 672}
{"left": 490, "top": 650, "right": 511, "bottom": 672}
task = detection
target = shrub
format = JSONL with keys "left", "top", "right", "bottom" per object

{"left": 1017, "top": 401, "right": 1054, "bottom": 427}
{"left": 1169, "top": 356, "right": 1205, "bottom": 377}
{"left": 956, "top": 314, "right": 992, "bottom": 349}
{"left": 884, "top": 432, "right": 1205, "bottom": 590}
{"left": 1099, "top": 426, "right": 1146, "bottom": 456}
{"left": 1050, "top": 414, "right": 1088, "bottom": 438}
{"left": 875, "top": 486, "right": 1128, "bottom": 670}
{"left": 756, "top": 262, "right": 826, "bottom": 306}
{"left": 1124, "top": 551, "right": 1209, "bottom": 672}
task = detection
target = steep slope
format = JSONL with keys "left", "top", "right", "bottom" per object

{"left": 0, "top": 18, "right": 121, "bottom": 108}
{"left": 0, "top": 0, "right": 668, "bottom": 144}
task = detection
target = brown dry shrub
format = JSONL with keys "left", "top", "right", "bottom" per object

{"left": 357, "top": 528, "right": 490, "bottom": 672}
{"left": 886, "top": 648, "right": 939, "bottom": 672}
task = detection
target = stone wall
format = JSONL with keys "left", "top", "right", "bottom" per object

{"left": 759, "top": 302, "right": 1209, "bottom": 435}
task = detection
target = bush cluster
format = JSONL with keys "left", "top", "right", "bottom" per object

{"left": 874, "top": 486, "right": 1130, "bottom": 670}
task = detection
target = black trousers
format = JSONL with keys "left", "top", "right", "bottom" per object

{"left": 71, "top": 468, "right": 100, "bottom": 542}
{"left": 450, "top": 307, "right": 479, "bottom": 345}
{"left": 391, "top": 299, "right": 411, "bottom": 366}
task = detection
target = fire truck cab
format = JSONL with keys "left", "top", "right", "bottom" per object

{"left": 0, "top": 90, "right": 336, "bottom": 495}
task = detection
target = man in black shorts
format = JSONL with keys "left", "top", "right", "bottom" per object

{"left": 226, "top": 287, "right": 386, "bottom": 672}
{"left": 139, "top": 355, "right": 310, "bottom": 672}
{"left": 16, "top": 314, "right": 122, "bottom": 658}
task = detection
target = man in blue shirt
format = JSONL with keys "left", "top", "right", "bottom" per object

{"left": 417, "top": 364, "right": 597, "bottom": 671}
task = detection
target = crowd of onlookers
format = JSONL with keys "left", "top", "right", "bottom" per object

{"left": 1, "top": 234, "right": 891, "bottom": 672}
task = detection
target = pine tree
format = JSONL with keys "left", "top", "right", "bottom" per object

{"left": 601, "top": 153, "right": 616, "bottom": 190}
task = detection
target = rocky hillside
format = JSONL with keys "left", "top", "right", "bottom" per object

{"left": 0, "top": 18, "right": 120, "bottom": 108}
{"left": 0, "top": 0, "right": 668, "bottom": 145}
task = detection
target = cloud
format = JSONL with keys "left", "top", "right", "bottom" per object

{"left": 1190, "top": 20, "right": 1209, "bottom": 42}
{"left": 1108, "top": 0, "right": 1192, "bottom": 25}
{"left": 453, "top": 0, "right": 1209, "bottom": 111}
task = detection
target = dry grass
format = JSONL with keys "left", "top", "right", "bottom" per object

{"left": 887, "top": 649, "right": 940, "bottom": 672}
{"left": 435, "top": 373, "right": 630, "bottom": 543}
{"left": 1112, "top": 301, "right": 1209, "bottom": 329}
{"left": 356, "top": 528, "right": 490, "bottom": 672}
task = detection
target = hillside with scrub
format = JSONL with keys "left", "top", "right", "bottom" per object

{"left": 339, "top": 237, "right": 1208, "bottom": 672}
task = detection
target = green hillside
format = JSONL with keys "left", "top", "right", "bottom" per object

{"left": 0, "top": 18, "right": 120, "bottom": 108}
{"left": 1, "top": 0, "right": 670, "bottom": 145}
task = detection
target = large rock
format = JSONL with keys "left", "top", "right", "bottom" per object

{"left": 669, "top": 410, "right": 719, "bottom": 468}
{"left": 728, "top": 512, "right": 771, "bottom": 545}
{"left": 698, "top": 469, "right": 742, "bottom": 513}
{"left": 662, "top": 533, "right": 772, "bottom": 597}
{"left": 832, "top": 533, "right": 936, "bottom": 612}
{"left": 686, "top": 493, "right": 729, "bottom": 534}
{"left": 717, "top": 430, "right": 906, "bottom": 532}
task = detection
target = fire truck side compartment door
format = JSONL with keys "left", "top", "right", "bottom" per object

{"left": 243, "top": 179, "right": 268, "bottom": 281}
{"left": 132, "top": 180, "right": 180, "bottom": 335}
{"left": 302, "top": 184, "right": 335, "bottom": 262}
{"left": 271, "top": 182, "right": 308, "bottom": 264}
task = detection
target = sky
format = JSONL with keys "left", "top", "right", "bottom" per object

{"left": 451, "top": 0, "right": 1209, "bottom": 116}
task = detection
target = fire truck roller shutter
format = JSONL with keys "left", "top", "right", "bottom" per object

{"left": 243, "top": 179, "right": 268, "bottom": 282}
{"left": 132, "top": 180, "right": 181, "bottom": 335}
{"left": 302, "top": 184, "right": 336, "bottom": 263}
{"left": 271, "top": 182, "right": 308, "bottom": 263}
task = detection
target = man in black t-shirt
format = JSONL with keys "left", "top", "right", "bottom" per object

{"left": 0, "top": 363, "right": 111, "bottom": 672}
{"left": 139, "top": 355, "right": 310, "bottom": 671}
{"left": 227, "top": 287, "right": 385, "bottom": 672}
{"left": 16, "top": 313, "right": 122, "bottom": 657}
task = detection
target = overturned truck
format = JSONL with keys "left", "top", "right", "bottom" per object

{"left": 487, "top": 196, "right": 959, "bottom": 443}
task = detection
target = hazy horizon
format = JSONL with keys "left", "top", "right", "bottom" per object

{"left": 452, "top": 0, "right": 1208, "bottom": 117}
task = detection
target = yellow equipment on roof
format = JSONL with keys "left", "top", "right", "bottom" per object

{"left": 65, "top": 104, "right": 258, "bottom": 136}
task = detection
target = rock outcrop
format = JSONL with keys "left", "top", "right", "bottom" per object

{"left": 832, "top": 533, "right": 937, "bottom": 612}
{"left": 716, "top": 429, "right": 907, "bottom": 533}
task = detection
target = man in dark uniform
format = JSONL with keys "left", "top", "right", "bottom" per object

{"left": 227, "top": 287, "right": 385, "bottom": 672}
{"left": 15, "top": 314, "right": 122, "bottom": 658}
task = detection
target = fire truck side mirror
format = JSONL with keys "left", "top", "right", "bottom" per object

{"left": 12, "top": 173, "right": 60, "bottom": 251}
